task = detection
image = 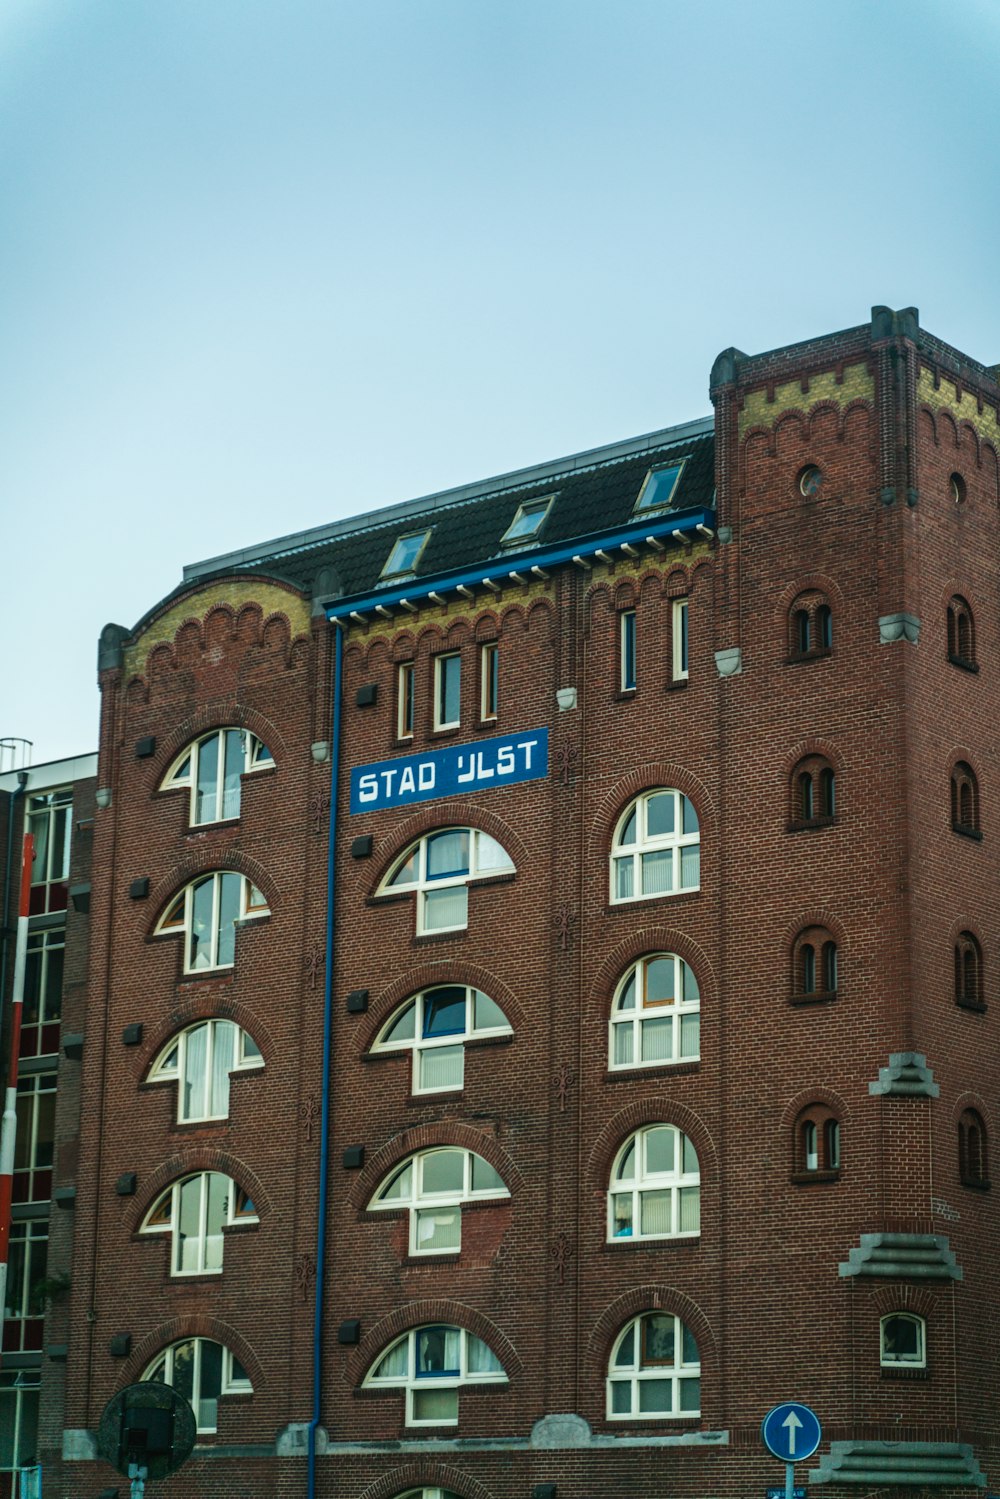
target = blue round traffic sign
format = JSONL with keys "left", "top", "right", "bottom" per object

{"left": 761, "top": 1402, "right": 822, "bottom": 1463}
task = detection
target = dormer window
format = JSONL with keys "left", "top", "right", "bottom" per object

{"left": 501, "top": 496, "right": 553, "bottom": 546}
{"left": 634, "top": 461, "right": 686, "bottom": 514}
{"left": 382, "top": 530, "right": 431, "bottom": 579}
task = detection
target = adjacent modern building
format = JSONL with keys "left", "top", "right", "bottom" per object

{"left": 19, "top": 306, "right": 1000, "bottom": 1497}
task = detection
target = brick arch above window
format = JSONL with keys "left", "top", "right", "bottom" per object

{"left": 586, "top": 1098, "right": 717, "bottom": 1197}
{"left": 364, "top": 805, "right": 528, "bottom": 899}
{"left": 142, "top": 851, "right": 275, "bottom": 938}
{"left": 946, "top": 594, "right": 977, "bottom": 671}
{"left": 787, "top": 589, "right": 834, "bottom": 660}
{"left": 358, "top": 962, "right": 524, "bottom": 1058}
{"left": 345, "top": 1300, "right": 521, "bottom": 1389}
{"left": 357, "top": 1465, "right": 494, "bottom": 1499}
{"left": 790, "top": 925, "right": 839, "bottom": 1004}
{"left": 348, "top": 1123, "right": 523, "bottom": 1212}
{"left": 953, "top": 930, "right": 986, "bottom": 1011}
{"left": 586, "top": 925, "right": 716, "bottom": 1012}
{"left": 867, "top": 1283, "right": 938, "bottom": 1319}
{"left": 791, "top": 1102, "right": 842, "bottom": 1181}
{"left": 591, "top": 766, "right": 716, "bottom": 850}
{"left": 119, "top": 1315, "right": 265, "bottom": 1395}
{"left": 950, "top": 759, "right": 981, "bottom": 839}
{"left": 152, "top": 705, "right": 287, "bottom": 784}
{"left": 789, "top": 754, "right": 837, "bottom": 829}
{"left": 134, "top": 998, "right": 272, "bottom": 1085}
{"left": 125, "top": 1148, "right": 272, "bottom": 1234}
{"left": 584, "top": 1285, "right": 718, "bottom": 1387}
{"left": 780, "top": 1084, "right": 850, "bottom": 1131}
{"left": 958, "top": 1107, "right": 990, "bottom": 1189}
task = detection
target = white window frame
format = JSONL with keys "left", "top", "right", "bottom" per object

{"left": 620, "top": 610, "right": 636, "bottom": 692}
{"left": 380, "top": 829, "right": 515, "bottom": 935}
{"left": 140, "top": 1171, "right": 257, "bottom": 1275}
{"left": 880, "top": 1313, "right": 926, "bottom": 1368}
{"left": 609, "top": 954, "right": 700, "bottom": 1071}
{"left": 0, "top": 1370, "right": 39, "bottom": 1481}
{"left": 154, "top": 872, "right": 269, "bottom": 972}
{"left": 364, "top": 1324, "right": 506, "bottom": 1427}
{"left": 148, "top": 1019, "right": 264, "bottom": 1122}
{"left": 370, "top": 1147, "right": 509, "bottom": 1255}
{"left": 397, "top": 661, "right": 416, "bottom": 739}
{"left": 480, "top": 642, "right": 498, "bottom": 722}
{"left": 634, "top": 460, "right": 686, "bottom": 514}
{"left": 500, "top": 495, "right": 553, "bottom": 546}
{"left": 14, "top": 1071, "right": 56, "bottom": 1203}
{"left": 382, "top": 530, "right": 431, "bottom": 579}
{"left": 372, "top": 985, "right": 512, "bottom": 1094}
{"left": 433, "top": 653, "right": 461, "bottom": 731}
{"left": 27, "top": 787, "right": 72, "bottom": 913}
{"left": 161, "top": 729, "right": 273, "bottom": 826}
{"left": 607, "top": 1313, "right": 700, "bottom": 1419}
{"left": 610, "top": 789, "right": 700, "bottom": 904}
{"left": 143, "top": 1338, "right": 252, "bottom": 1434}
{"left": 23, "top": 923, "right": 64, "bottom": 1054}
{"left": 672, "top": 598, "right": 689, "bottom": 681}
{"left": 608, "top": 1124, "right": 700, "bottom": 1242}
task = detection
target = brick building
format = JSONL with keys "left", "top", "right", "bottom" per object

{"left": 48, "top": 306, "right": 1000, "bottom": 1496}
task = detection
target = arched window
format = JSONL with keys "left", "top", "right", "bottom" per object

{"left": 609, "top": 954, "right": 700, "bottom": 1070}
{"left": 954, "top": 933, "right": 984, "bottom": 1010}
{"left": 370, "top": 1147, "right": 508, "bottom": 1255}
{"left": 610, "top": 790, "right": 700, "bottom": 904}
{"left": 372, "top": 986, "right": 512, "bottom": 1094}
{"left": 793, "top": 1105, "right": 841, "bottom": 1178}
{"left": 154, "top": 872, "right": 269, "bottom": 972}
{"left": 364, "top": 1325, "right": 506, "bottom": 1427}
{"left": 162, "top": 729, "right": 273, "bottom": 825}
{"left": 143, "top": 1338, "right": 252, "bottom": 1433}
{"left": 607, "top": 1313, "right": 700, "bottom": 1419}
{"left": 946, "top": 597, "right": 976, "bottom": 670}
{"left": 880, "top": 1314, "right": 925, "bottom": 1369}
{"left": 608, "top": 1125, "right": 700, "bottom": 1241}
{"left": 791, "top": 757, "right": 836, "bottom": 828}
{"left": 148, "top": 1019, "right": 263, "bottom": 1122}
{"left": 951, "top": 762, "right": 980, "bottom": 837}
{"left": 140, "top": 1172, "right": 257, "bottom": 1274}
{"left": 792, "top": 928, "right": 838, "bottom": 1003}
{"left": 958, "top": 1109, "right": 989, "bottom": 1188}
{"left": 396, "top": 1491, "right": 463, "bottom": 1499}
{"left": 788, "top": 592, "right": 833, "bottom": 660}
{"left": 379, "top": 829, "right": 515, "bottom": 935}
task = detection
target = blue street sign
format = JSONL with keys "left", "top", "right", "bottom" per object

{"left": 350, "top": 728, "right": 548, "bottom": 813}
{"left": 761, "top": 1402, "right": 822, "bottom": 1463}
{"left": 767, "top": 1488, "right": 805, "bottom": 1498}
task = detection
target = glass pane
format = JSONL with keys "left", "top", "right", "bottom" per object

{"left": 412, "top": 1387, "right": 458, "bottom": 1422}
{"left": 639, "top": 1190, "right": 672, "bottom": 1236}
{"left": 421, "top": 1150, "right": 464, "bottom": 1195}
{"left": 440, "top": 655, "right": 460, "bottom": 724}
{"left": 378, "top": 1163, "right": 412, "bottom": 1201}
{"left": 43, "top": 939, "right": 64, "bottom": 1021}
{"left": 211, "top": 1024, "right": 235, "bottom": 1117}
{"left": 611, "top": 1195, "right": 633, "bottom": 1237}
{"left": 617, "top": 809, "right": 637, "bottom": 847}
{"left": 373, "top": 1341, "right": 408, "bottom": 1379}
{"left": 681, "top": 795, "right": 699, "bottom": 834}
{"left": 230, "top": 1355, "right": 250, "bottom": 1385}
{"left": 644, "top": 958, "right": 674, "bottom": 1006}
{"left": 617, "top": 972, "right": 637, "bottom": 1012}
{"left": 644, "top": 1128, "right": 675, "bottom": 1175}
{"left": 475, "top": 832, "right": 513, "bottom": 873}
{"left": 642, "top": 1316, "right": 675, "bottom": 1366}
{"left": 645, "top": 792, "right": 675, "bottom": 838}
{"left": 419, "top": 1045, "right": 463, "bottom": 1092}
{"left": 471, "top": 1156, "right": 504, "bottom": 1192}
{"left": 384, "top": 1003, "right": 416, "bottom": 1044}
{"left": 680, "top": 845, "right": 700, "bottom": 889}
{"left": 679, "top": 1186, "right": 700, "bottom": 1233}
{"left": 389, "top": 849, "right": 418, "bottom": 887}
{"left": 183, "top": 1024, "right": 209, "bottom": 1119}
{"left": 641, "top": 850, "right": 673, "bottom": 895}
{"left": 610, "top": 1379, "right": 631, "bottom": 1413}
{"left": 640, "top": 1017, "right": 672, "bottom": 1063}
{"left": 681, "top": 1323, "right": 699, "bottom": 1365}
{"left": 615, "top": 1141, "right": 636, "bottom": 1182}
{"left": 177, "top": 1178, "right": 203, "bottom": 1273}
{"left": 172, "top": 1343, "right": 195, "bottom": 1405}
{"left": 613, "top": 1024, "right": 634, "bottom": 1066}
{"left": 416, "top": 1327, "right": 459, "bottom": 1376}
{"left": 195, "top": 735, "right": 220, "bottom": 823}
{"left": 614, "top": 1326, "right": 635, "bottom": 1367}
{"left": 679, "top": 1376, "right": 700, "bottom": 1412}
{"left": 205, "top": 1174, "right": 227, "bottom": 1269}
{"left": 473, "top": 991, "right": 507, "bottom": 1031}
{"left": 614, "top": 858, "right": 634, "bottom": 900}
{"left": 53, "top": 806, "right": 70, "bottom": 881}
{"left": 422, "top": 990, "right": 467, "bottom": 1039}
{"left": 240, "top": 1029, "right": 262, "bottom": 1062}
{"left": 216, "top": 874, "right": 241, "bottom": 967}
{"left": 415, "top": 1209, "right": 460, "bottom": 1252}
{"left": 29, "top": 811, "right": 49, "bottom": 886}
{"left": 222, "top": 730, "right": 244, "bottom": 819}
{"left": 467, "top": 1335, "right": 502, "bottom": 1374}
{"left": 423, "top": 886, "right": 468, "bottom": 931}
{"left": 682, "top": 962, "right": 700, "bottom": 1003}
{"left": 682, "top": 1134, "right": 698, "bottom": 1173}
{"left": 15, "top": 1389, "right": 39, "bottom": 1466}
{"left": 680, "top": 1013, "right": 700, "bottom": 1058}
{"left": 35, "top": 1091, "right": 56, "bottom": 1168}
{"left": 200, "top": 1340, "right": 223, "bottom": 1400}
{"left": 638, "top": 1378, "right": 672, "bottom": 1413}
{"left": 190, "top": 879, "right": 214, "bottom": 969}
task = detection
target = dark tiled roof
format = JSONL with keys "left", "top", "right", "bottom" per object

{"left": 223, "top": 430, "right": 714, "bottom": 600}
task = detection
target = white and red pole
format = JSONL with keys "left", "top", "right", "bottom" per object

{"left": 0, "top": 834, "right": 33, "bottom": 1332}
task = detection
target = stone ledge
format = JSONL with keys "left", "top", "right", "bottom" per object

{"left": 810, "top": 1440, "right": 984, "bottom": 1486}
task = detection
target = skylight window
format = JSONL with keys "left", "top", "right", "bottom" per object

{"left": 501, "top": 496, "right": 553, "bottom": 546}
{"left": 634, "top": 461, "right": 686, "bottom": 514}
{"left": 382, "top": 530, "right": 430, "bottom": 578}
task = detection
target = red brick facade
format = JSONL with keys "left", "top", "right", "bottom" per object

{"left": 43, "top": 308, "right": 1000, "bottom": 1496}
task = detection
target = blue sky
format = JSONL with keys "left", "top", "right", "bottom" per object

{"left": 3, "top": 0, "right": 999, "bottom": 761}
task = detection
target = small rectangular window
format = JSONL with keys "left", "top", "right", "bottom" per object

{"left": 634, "top": 460, "right": 686, "bottom": 514}
{"left": 434, "top": 653, "right": 461, "bottom": 730}
{"left": 500, "top": 495, "right": 553, "bottom": 546}
{"left": 382, "top": 530, "right": 430, "bottom": 579}
{"left": 620, "top": 611, "right": 636, "bottom": 692}
{"left": 397, "top": 662, "right": 415, "bottom": 739}
{"left": 672, "top": 599, "right": 689, "bottom": 681}
{"left": 480, "top": 643, "right": 498, "bottom": 721}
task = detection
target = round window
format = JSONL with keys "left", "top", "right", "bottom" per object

{"left": 798, "top": 465, "right": 823, "bottom": 497}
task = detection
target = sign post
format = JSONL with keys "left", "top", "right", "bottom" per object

{"left": 761, "top": 1401, "right": 822, "bottom": 1499}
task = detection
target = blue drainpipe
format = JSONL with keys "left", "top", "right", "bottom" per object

{"left": 308, "top": 622, "right": 343, "bottom": 1499}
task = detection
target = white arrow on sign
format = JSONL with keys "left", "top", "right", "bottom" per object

{"left": 782, "top": 1410, "right": 803, "bottom": 1455}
